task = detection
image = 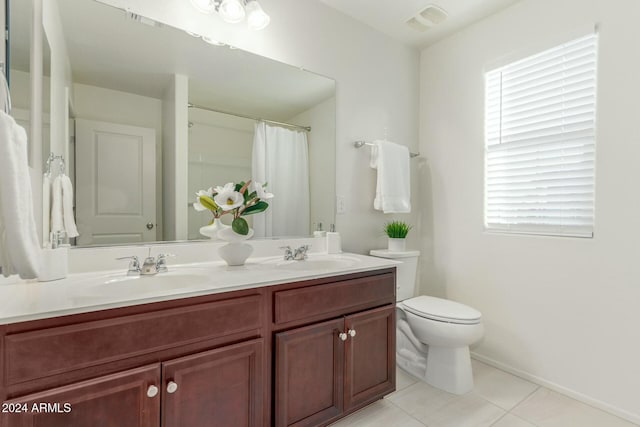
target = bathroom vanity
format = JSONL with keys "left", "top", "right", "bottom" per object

{"left": 0, "top": 257, "right": 396, "bottom": 427}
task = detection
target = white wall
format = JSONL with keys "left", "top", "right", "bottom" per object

{"left": 73, "top": 83, "right": 164, "bottom": 240}
{"left": 420, "top": 0, "right": 640, "bottom": 422}
{"left": 288, "top": 96, "right": 336, "bottom": 234}
{"left": 98, "top": 0, "right": 420, "bottom": 254}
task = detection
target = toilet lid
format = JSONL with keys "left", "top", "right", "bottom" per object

{"left": 403, "top": 296, "right": 482, "bottom": 325}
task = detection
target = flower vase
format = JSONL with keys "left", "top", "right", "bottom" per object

{"left": 388, "top": 238, "right": 406, "bottom": 252}
{"left": 217, "top": 227, "right": 255, "bottom": 266}
{"left": 199, "top": 218, "right": 229, "bottom": 240}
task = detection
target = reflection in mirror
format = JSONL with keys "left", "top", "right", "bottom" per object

{"left": 8, "top": 0, "right": 51, "bottom": 168}
{"left": 33, "top": 0, "right": 336, "bottom": 247}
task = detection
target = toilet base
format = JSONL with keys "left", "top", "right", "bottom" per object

{"left": 425, "top": 345, "right": 473, "bottom": 395}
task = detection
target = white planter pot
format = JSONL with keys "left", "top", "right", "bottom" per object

{"left": 218, "top": 242, "right": 254, "bottom": 266}
{"left": 199, "top": 218, "right": 230, "bottom": 240}
{"left": 388, "top": 238, "right": 406, "bottom": 252}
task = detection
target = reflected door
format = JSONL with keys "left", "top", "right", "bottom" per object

{"left": 75, "top": 119, "right": 156, "bottom": 246}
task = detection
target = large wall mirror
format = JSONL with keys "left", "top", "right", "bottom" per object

{"left": 14, "top": 0, "right": 336, "bottom": 247}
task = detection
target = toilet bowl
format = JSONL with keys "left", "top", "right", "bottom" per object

{"left": 370, "top": 249, "right": 484, "bottom": 395}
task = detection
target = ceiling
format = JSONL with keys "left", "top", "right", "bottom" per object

{"left": 319, "top": 0, "right": 522, "bottom": 48}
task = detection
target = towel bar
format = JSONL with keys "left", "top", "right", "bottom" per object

{"left": 354, "top": 140, "right": 419, "bottom": 158}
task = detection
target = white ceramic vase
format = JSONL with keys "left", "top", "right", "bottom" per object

{"left": 199, "top": 218, "right": 230, "bottom": 240}
{"left": 217, "top": 227, "right": 255, "bottom": 266}
{"left": 388, "top": 237, "right": 406, "bottom": 252}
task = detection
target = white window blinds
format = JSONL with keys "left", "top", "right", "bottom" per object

{"left": 485, "top": 33, "right": 598, "bottom": 238}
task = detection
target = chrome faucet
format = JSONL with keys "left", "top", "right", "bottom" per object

{"left": 280, "top": 246, "right": 295, "bottom": 261}
{"left": 116, "top": 252, "right": 174, "bottom": 276}
{"left": 116, "top": 256, "right": 141, "bottom": 276}
{"left": 293, "top": 245, "right": 310, "bottom": 261}
{"left": 280, "top": 245, "right": 311, "bottom": 261}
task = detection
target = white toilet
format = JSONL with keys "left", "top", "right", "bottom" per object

{"left": 370, "top": 249, "right": 484, "bottom": 395}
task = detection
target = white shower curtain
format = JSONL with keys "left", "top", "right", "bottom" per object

{"left": 252, "top": 122, "right": 309, "bottom": 238}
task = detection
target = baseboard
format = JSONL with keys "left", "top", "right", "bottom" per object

{"left": 471, "top": 352, "right": 640, "bottom": 425}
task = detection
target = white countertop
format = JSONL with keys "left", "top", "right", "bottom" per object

{"left": 0, "top": 253, "right": 398, "bottom": 325}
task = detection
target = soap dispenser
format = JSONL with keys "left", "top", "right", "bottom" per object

{"left": 313, "top": 222, "right": 326, "bottom": 238}
{"left": 326, "top": 224, "right": 341, "bottom": 254}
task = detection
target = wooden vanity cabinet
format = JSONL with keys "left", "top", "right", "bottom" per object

{"left": 271, "top": 270, "right": 396, "bottom": 427}
{"left": 0, "top": 268, "right": 396, "bottom": 427}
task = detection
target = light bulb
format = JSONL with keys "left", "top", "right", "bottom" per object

{"left": 218, "top": 0, "right": 246, "bottom": 23}
{"left": 190, "top": 0, "right": 216, "bottom": 14}
{"left": 246, "top": 0, "right": 270, "bottom": 30}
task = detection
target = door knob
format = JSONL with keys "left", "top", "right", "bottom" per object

{"left": 348, "top": 329, "right": 356, "bottom": 338}
{"left": 166, "top": 381, "right": 178, "bottom": 394}
{"left": 146, "top": 222, "right": 155, "bottom": 230}
{"left": 339, "top": 332, "right": 347, "bottom": 341}
{"left": 146, "top": 385, "right": 159, "bottom": 398}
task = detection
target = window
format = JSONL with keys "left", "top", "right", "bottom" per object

{"left": 485, "top": 33, "right": 598, "bottom": 238}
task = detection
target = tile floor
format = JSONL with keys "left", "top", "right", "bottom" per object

{"left": 330, "top": 359, "right": 638, "bottom": 427}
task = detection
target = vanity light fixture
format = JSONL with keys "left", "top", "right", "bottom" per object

{"left": 189, "top": 0, "right": 270, "bottom": 30}
{"left": 245, "top": 0, "right": 270, "bottom": 31}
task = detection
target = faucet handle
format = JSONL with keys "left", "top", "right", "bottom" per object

{"left": 116, "top": 256, "right": 141, "bottom": 275}
{"left": 155, "top": 253, "right": 175, "bottom": 273}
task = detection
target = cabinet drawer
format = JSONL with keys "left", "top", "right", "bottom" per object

{"left": 5, "top": 295, "right": 262, "bottom": 385}
{"left": 273, "top": 273, "right": 394, "bottom": 325}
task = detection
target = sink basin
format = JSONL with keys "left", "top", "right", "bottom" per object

{"left": 78, "top": 268, "right": 211, "bottom": 298}
{"left": 260, "top": 255, "right": 361, "bottom": 271}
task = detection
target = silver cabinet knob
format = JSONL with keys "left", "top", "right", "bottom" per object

{"left": 146, "top": 222, "right": 155, "bottom": 230}
{"left": 339, "top": 332, "right": 348, "bottom": 341}
{"left": 166, "top": 381, "right": 178, "bottom": 394}
{"left": 147, "top": 385, "right": 159, "bottom": 398}
{"left": 348, "top": 329, "right": 356, "bottom": 338}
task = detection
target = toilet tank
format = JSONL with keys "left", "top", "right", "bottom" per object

{"left": 369, "top": 250, "right": 420, "bottom": 302}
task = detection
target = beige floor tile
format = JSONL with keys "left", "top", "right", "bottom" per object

{"left": 512, "top": 388, "right": 637, "bottom": 427}
{"left": 419, "top": 393, "right": 506, "bottom": 427}
{"left": 490, "top": 413, "right": 537, "bottom": 427}
{"left": 329, "top": 399, "right": 425, "bottom": 427}
{"left": 396, "top": 366, "right": 419, "bottom": 392}
{"left": 387, "top": 380, "right": 458, "bottom": 421}
{"left": 471, "top": 360, "right": 539, "bottom": 410}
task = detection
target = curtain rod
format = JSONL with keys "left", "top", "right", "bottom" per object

{"left": 188, "top": 103, "right": 311, "bottom": 132}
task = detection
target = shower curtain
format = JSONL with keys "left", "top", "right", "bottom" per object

{"left": 252, "top": 122, "right": 309, "bottom": 238}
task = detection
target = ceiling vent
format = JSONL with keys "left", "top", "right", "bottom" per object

{"left": 406, "top": 5, "right": 448, "bottom": 32}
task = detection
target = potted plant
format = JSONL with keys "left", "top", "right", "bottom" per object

{"left": 384, "top": 220, "right": 412, "bottom": 252}
{"left": 193, "top": 180, "right": 273, "bottom": 240}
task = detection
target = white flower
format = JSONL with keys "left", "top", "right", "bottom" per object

{"left": 193, "top": 188, "right": 213, "bottom": 211}
{"left": 253, "top": 182, "right": 274, "bottom": 200}
{"left": 214, "top": 183, "right": 244, "bottom": 211}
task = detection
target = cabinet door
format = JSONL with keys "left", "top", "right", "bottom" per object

{"left": 275, "top": 318, "right": 345, "bottom": 427}
{"left": 0, "top": 364, "right": 160, "bottom": 427}
{"left": 344, "top": 305, "right": 395, "bottom": 411}
{"left": 161, "top": 339, "right": 263, "bottom": 427}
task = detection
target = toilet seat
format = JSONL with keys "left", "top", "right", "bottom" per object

{"left": 402, "top": 296, "right": 481, "bottom": 325}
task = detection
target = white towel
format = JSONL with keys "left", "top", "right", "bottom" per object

{"left": 370, "top": 140, "right": 411, "bottom": 213}
{"left": 60, "top": 175, "right": 79, "bottom": 238}
{"left": 51, "top": 175, "right": 64, "bottom": 234}
{"left": 0, "top": 111, "right": 41, "bottom": 279}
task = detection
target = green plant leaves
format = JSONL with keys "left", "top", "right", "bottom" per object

{"left": 242, "top": 201, "right": 269, "bottom": 216}
{"left": 232, "top": 217, "right": 249, "bottom": 235}
{"left": 384, "top": 220, "right": 412, "bottom": 238}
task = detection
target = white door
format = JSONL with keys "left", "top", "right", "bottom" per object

{"left": 75, "top": 119, "right": 156, "bottom": 246}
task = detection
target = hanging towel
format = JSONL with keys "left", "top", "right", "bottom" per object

{"left": 370, "top": 140, "right": 411, "bottom": 213}
{"left": 51, "top": 175, "right": 64, "bottom": 234}
{"left": 60, "top": 175, "right": 79, "bottom": 238}
{"left": 0, "top": 111, "right": 41, "bottom": 279}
